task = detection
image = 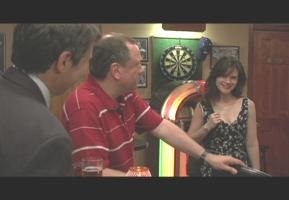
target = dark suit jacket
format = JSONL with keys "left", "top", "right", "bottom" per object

{"left": 0, "top": 67, "right": 72, "bottom": 176}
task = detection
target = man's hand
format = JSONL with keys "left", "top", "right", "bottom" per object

{"left": 205, "top": 153, "right": 245, "bottom": 175}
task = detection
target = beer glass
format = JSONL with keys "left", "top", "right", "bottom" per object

{"left": 72, "top": 162, "right": 82, "bottom": 176}
{"left": 81, "top": 158, "right": 103, "bottom": 177}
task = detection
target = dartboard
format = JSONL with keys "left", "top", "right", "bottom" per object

{"left": 160, "top": 45, "right": 196, "bottom": 81}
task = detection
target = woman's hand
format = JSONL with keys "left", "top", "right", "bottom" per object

{"left": 204, "top": 112, "right": 222, "bottom": 131}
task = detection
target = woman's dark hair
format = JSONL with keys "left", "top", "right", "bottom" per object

{"left": 11, "top": 24, "right": 101, "bottom": 73}
{"left": 204, "top": 56, "right": 247, "bottom": 102}
{"left": 89, "top": 33, "right": 137, "bottom": 80}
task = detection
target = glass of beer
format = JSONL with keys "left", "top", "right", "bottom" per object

{"left": 81, "top": 158, "right": 103, "bottom": 177}
{"left": 72, "top": 162, "right": 82, "bottom": 176}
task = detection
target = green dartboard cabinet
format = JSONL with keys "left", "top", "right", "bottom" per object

{"left": 147, "top": 37, "right": 203, "bottom": 176}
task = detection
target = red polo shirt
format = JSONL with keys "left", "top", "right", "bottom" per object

{"left": 61, "top": 75, "right": 163, "bottom": 172}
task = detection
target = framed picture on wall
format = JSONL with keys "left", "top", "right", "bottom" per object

{"left": 137, "top": 63, "right": 147, "bottom": 88}
{"left": 0, "top": 32, "right": 5, "bottom": 73}
{"left": 133, "top": 37, "right": 148, "bottom": 62}
{"left": 211, "top": 45, "right": 240, "bottom": 68}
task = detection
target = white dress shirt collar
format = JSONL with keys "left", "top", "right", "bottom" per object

{"left": 28, "top": 73, "right": 51, "bottom": 108}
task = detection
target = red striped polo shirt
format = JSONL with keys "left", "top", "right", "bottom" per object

{"left": 60, "top": 75, "right": 163, "bottom": 172}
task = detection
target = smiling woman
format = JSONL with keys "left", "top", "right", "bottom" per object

{"left": 187, "top": 56, "right": 260, "bottom": 177}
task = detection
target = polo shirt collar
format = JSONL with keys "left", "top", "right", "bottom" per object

{"left": 87, "top": 75, "right": 125, "bottom": 111}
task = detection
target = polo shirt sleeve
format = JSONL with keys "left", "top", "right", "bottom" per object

{"left": 133, "top": 93, "right": 163, "bottom": 133}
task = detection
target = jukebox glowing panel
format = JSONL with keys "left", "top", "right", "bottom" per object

{"left": 158, "top": 80, "right": 205, "bottom": 177}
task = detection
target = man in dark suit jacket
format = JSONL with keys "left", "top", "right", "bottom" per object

{"left": 0, "top": 24, "right": 101, "bottom": 176}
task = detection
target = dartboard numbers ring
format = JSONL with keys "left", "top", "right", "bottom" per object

{"left": 160, "top": 45, "right": 196, "bottom": 81}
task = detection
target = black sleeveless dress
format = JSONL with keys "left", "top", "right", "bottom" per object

{"left": 199, "top": 97, "right": 249, "bottom": 176}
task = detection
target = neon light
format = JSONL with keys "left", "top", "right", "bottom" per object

{"left": 159, "top": 96, "right": 175, "bottom": 176}
{"left": 158, "top": 140, "right": 175, "bottom": 176}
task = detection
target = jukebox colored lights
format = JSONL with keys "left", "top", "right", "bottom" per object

{"left": 159, "top": 80, "right": 205, "bottom": 176}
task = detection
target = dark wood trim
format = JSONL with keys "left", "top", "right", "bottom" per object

{"left": 253, "top": 24, "right": 289, "bottom": 31}
{"left": 162, "top": 23, "right": 206, "bottom": 32}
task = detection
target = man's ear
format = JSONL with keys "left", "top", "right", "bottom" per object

{"left": 54, "top": 51, "right": 73, "bottom": 73}
{"left": 110, "top": 63, "right": 121, "bottom": 80}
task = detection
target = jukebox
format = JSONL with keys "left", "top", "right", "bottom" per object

{"left": 148, "top": 80, "right": 205, "bottom": 176}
